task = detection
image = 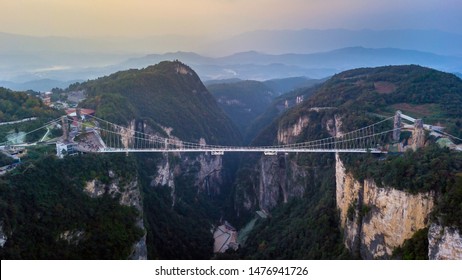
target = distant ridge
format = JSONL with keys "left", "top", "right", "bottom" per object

{"left": 2, "top": 28, "right": 462, "bottom": 91}
{"left": 210, "top": 29, "right": 462, "bottom": 56}
{"left": 2, "top": 46, "right": 461, "bottom": 91}
{"left": 118, "top": 47, "right": 462, "bottom": 81}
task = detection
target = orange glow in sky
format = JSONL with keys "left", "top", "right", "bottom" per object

{"left": 1, "top": 0, "right": 461, "bottom": 37}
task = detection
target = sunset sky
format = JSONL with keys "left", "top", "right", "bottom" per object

{"left": 1, "top": 0, "right": 461, "bottom": 38}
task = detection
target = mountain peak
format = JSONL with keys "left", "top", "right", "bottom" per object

{"left": 78, "top": 61, "right": 241, "bottom": 145}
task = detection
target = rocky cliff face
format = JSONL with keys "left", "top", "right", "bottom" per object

{"left": 335, "top": 156, "right": 362, "bottom": 251}
{"left": 84, "top": 172, "right": 147, "bottom": 260}
{"left": 115, "top": 120, "right": 136, "bottom": 149}
{"left": 255, "top": 114, "right": 314, "bottom": 211}
{"left": 195, "top": 153, "right": 223, "bottom": 194}
{"left": 152, "top": 158, "right": 175, "bottom": 188}
{"left": 151, "top": 153, "right": 224, "bottom": 196}
{"left": 258, "top": 155, "right": 307, "bottom": 212}
{"left": 236, "top": 114, "right": 321, "bottom": 214}
{"left": 277, "top": 116, "right": 309, "bottom": 144}
{"left": 336, "top": 154, "right": 435, "bottom": 259}
{"left": 428, "top": 223, "right": 462, "bottom": 260}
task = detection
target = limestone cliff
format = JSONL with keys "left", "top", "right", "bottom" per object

{"left": 116, "top": 120, "right": 136, "bottom": 149}
{"left": 84, "top": 172, "right": 147, "bottom": 260}
{"left": 151, "top": 153, "right": 224, "bottom": 196}
{"left": 428, "top": 223, "right": 462, "bottom": 260}
{"left": 361, "top": 179, "right": 434, "bottom": 258}
{"left": 258, "top": 155, "right": 307, "bottom": 212}
{"left": 255, "top": 114, "right": 315, "bottom": 211}
{"left": 152, "top": 158, "right": 175, "bottom": 189}
{"left": 236, "top": 114, "right": 321, "bottom": 213}
{"left": 277, "top": 116, "right": 309, "bottom": 144}
{"left": 194, "top": 153, "right": 223, "bottom": 195}
{"left": 335, "top": 156, "right": 362, "bottom": 251}
{"left": 336, "top": 154, "right": 435, "bottom": 259}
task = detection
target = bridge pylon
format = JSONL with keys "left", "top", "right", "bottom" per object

{"left": 393, "top": 110, "right": 401, "bottom": 142}
{"left": 61, "top": 116, "right": 69, "bottom": 141}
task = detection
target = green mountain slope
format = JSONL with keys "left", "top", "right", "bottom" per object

{"left": 306, "top": 65, "right": 462, "bottom": 134}
{"left": 207, "top": 80, "right": 276, "bottom": 137}
{"left": 238, "top": 65, "right": 462, "bottom": 259}
{"left": 1, "top": 62, "right": 242, "bottom": 260}
{"left": 0, "top": 88, "right": 62, "bottom": 143}
{"left": 0, "top": 153, "right": 143, "bottom": 259}
{"left": 77, "top": 61, "right": 241, "bottom": 145}
{"left": 0, "top": 88, "right": 59, "bottom": 122}
{"left": 247, "top": 86, "right": 319, "bottom": 145}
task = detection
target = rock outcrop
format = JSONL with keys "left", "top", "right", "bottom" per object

{"left": 277, "top": 116, "right": 309, "bottom": 144}
{"left": 336, "top": 154, "right": 434, "bottom": 259}
{"left": 428, "top": 223, "right": 462, "bottom": 260}
{"left": 84, "top": 172, "right": 147, "bottom": 260}
{"left": 258, "top": 155, "right": 307, "bottom": 212}
{"left": 0, "top": 222, "right": 6, "bottom": 248}
{"left": 194, "top": 153, "right": 223, "bottom": 195}
{"left": 335, "top": 157, "right": 362, "bottom": 251}
{"left": 58, "top": 230, "right": 85, "bottom": 245}
{"left": 151, "top": 153, "right": 224, "bottom": 197}
{"left": 152, "top": 159, "right": 175, "bottom": 189}
{"left": 360, "top": 178, "right": 434, "bottom": 258}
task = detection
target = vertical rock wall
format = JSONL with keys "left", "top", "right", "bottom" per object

{"left": 277, "top": 116, "right": 309, "bottom": 144}
{"left": 335, "top": 154, "right": 435, "bottom": 259}
{"left": 360, "top": 179, "right": 434, "bottom": 258}
{"left": 336, "top": 155, "right": 362, "bottom": 252}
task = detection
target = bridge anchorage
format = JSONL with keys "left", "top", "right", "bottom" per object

{"left": 2, "top": 111, "right": 460, "bottom": 157}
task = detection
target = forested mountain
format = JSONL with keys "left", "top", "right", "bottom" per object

{"left": 303, "top": 65, "right": 462, "bottom": 137}
{"left": 77, "top": 61, "right": 241, "bottom": 145}
{"left": 234, "top": 65, "right": 462, "bottom": 259}
{"left": 207, "top": 80, "right": 276, "bottom": 137}
{"left": 74, "top": 61, "right": 244, "bottom": 259}
{"left": 1, "top": 61, "right": 243, "bottom": 260}
{"left": 1, "top": 64, "right": 461, "bottom": 260}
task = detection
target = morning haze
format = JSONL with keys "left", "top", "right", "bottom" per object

{"left": 1, "top": 0, "right": 462, "bottom": 90}
{"left": 2, "top": 0, "right": 461, "bottom": 39}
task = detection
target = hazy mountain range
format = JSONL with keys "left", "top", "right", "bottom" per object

{"left": 1, "top": 29, "right": 461, "bottom": 91}
{"left": 211, "top": 29, "right": 462, "bottom": 56}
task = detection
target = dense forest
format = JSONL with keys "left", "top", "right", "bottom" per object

{"left": 0, "top": 87, "right": 60, "bottom": 122}
{"left": 0, "top": 152, "right": 143, "bottom": 259}
{"left": 305, "top": 65, "right": 462, "bottom": 137}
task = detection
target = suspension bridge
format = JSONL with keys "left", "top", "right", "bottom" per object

{"left": 93, "top": 114, "right": 393, "bottom": 154}
{"left": 2, "top": 111, "right": 459, "bottom": 156}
